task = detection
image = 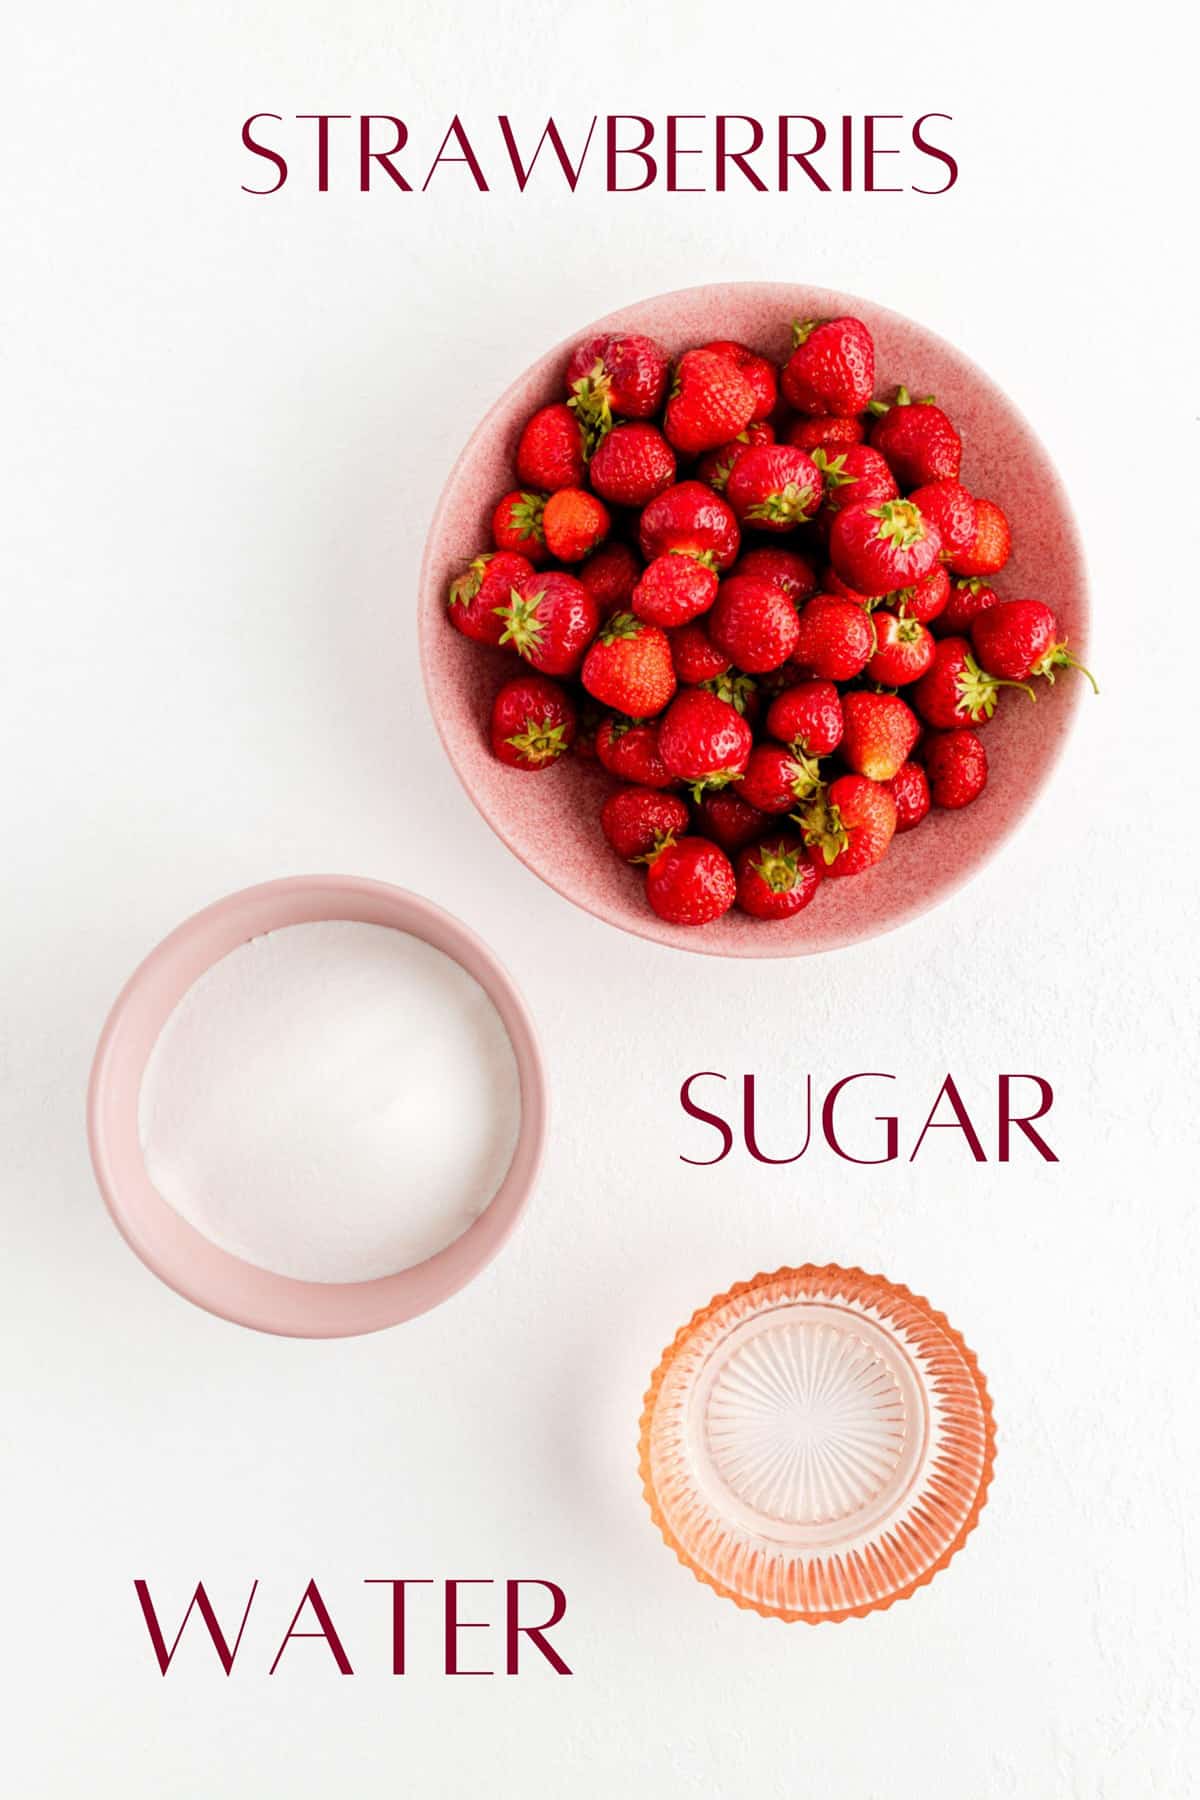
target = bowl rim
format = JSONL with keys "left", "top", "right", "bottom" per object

{"left": 86, "top": 874, "right": 547, "bottom": 1338}
{"left": 418, "top": 278, "right": 1091, "bottom": 958}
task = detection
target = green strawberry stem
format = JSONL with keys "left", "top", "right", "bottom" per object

{"left": 449, "top": 554, "right": 491, "bottom": 607}
{"left": 632, "top": 828, "right": 679, "bottom": 867}
{"left": 1033, "top": 643, "right": 1099, "bottom": 695}
{"left": 796, "top": 792, "right": 847, "bottom": 865}
{"left": 957, "top": 648, "right": 1035, "bottom": 721}
{"left": 496, "top": 586, "right": 545, "bottom": 655}
{"left": 790, "top": 317, "right": 822, "bottom": 348}
{"left": 751, "top": 844, "right": 804, "bottom": 893}
{"left": 505, "top": 716, "right": 568, "bottom": 764}
{"left": 689, "top": 768, "right": 744, "bottom": 803}
{"left": 747, "top": 482, "right": 817, "bottom": 526}
{"left": 567, "top": 362, "right": 613, "bottom": 455}
{"left": 811, "top": 449, "right": 854, "bottom": 489}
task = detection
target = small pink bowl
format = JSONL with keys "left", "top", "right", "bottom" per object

{"left": 419, "top": 281, "right": 1091, "bottom": 957}
{"left": 87, "top": 875, "right": 546, "bottom": 1338}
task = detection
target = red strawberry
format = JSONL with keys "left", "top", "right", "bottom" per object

{"left": 645, "top": 836, "right": 736, "bottom": 926}
{"left": 700, "top": 340, "right": 779, "bottom": 421}
{"left": 840, "top": 691, "right": 921, "bottom": 781}
{"left": 908, "top": 480, "right": 977, "bottom": 563}
{"left": 542, "top": 487, "right": 610, "bottom": 562}
{"left": 888, "top": 760, "right": 931, "bottom": 832}
{"left": 498, "top": 570, "right": 599, "bottom": 676}
{"left": 588, "top": 422, "right": 676, "bottom": 507}
{"left": 708, "top": 573, "right": 801, "bottom": 674}
{"left": 448, "top": 550, "right": 534, "bottom": 647}
{"left": 866, "top": 610, "right": 935, "bottom": 685}
{"left": 579, "top": 541, "right": 641, "bottom": 616}
{"left": 664, "top": 349, "right": 756, "bottom": 454}
{"left": 632, "top": 554, "right": 718, "bottom": 628}
{"left": 801, "top": 774, "right": 897, "bottom": 877}
{"left": 868, "top": 387, "right": 962, "bottom": 486}
{"left": 595, "top": 716, "right": 674, "bottom": 787}
{"left": 515, "top": 403, "right": 587, "bottom": 492}
{"left": 600, "top": 785, "right": 689, "bottom": 860}
{"left": 581, "top": 613, "right": 676, "bottom": 716}
{"left": 638, "top": 481, "right": 740, "bottom": 570}
{"left": 726, "top": 444, "right": 823, "bottom": 530}
{"left": 736, "top": 834, "right": 822, "bottom": 920}
{"left": 971, "top": 599, "right": 1097, "bottom": 691}
{"left": 695, "top": 422, "right": 773, "bottom": 492}
{"left": 489, "top": 673, "right": 576, "bottom": 770}
{"left": 765, "top": 680, "right": 844, "bottom": 755}
{"left": 821, "top": 568, "right": 874, "bottom": 605}
{"left": 792, "top": 596, "right": 875, "bottom": 681}
{"left": 788, "top": 415, "right": 866, "bottom": 454}
{"left": 491, "top": 490, "right": 549, "bottom": 565}
{"left": 910, "top": 636, "right": 1034, "bottom": 728}
{"left": 782, "top": 316, "right": 875, "bottom": 417}
{"left": 889, "top": 564, "right": 951, "bottom": 624}
{"left": 950, "top": 497, "right": 1011, "bottom": 576}
{"left": 565, "top": 332, "right": 669, "bottom": 427}
{"left": 694, "top": 788, "right": 767, "bottom": 851}
{"left": 658, "top": 689, "right": 753, "bottom": 795}
{"left": 668, "top": 620, "right": 731, "bottom": 684}
{"left": 811, "top": 444, "right": 898, "bottom": 522}
{"left": 829, "top": 498, "right": 943, "bottom": 596}
{"left": 735, "top": 546, "right": 819, "bottom": 605}
{"left": 740, "top": 742, "right": 824, "bottom": 812}
{"left": 939, "top": 576, "right": 998, "bottom": 636}
{"left": 923, "top": 729, "right": 988, "bottom": 808}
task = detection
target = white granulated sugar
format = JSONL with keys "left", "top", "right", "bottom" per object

{"left": 138, "top": 920, "right": 522, "bottom": 1283}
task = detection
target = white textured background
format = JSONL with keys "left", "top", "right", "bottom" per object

{"left": 4, "top": 2, "right": 1198, "bottom": 1794}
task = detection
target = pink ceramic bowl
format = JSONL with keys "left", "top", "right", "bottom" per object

{"left": 87, "top": 876, "right": 546, "bottom": 1338}
{"left": 419, "top": 282, "right": 1090, "bottom": 957}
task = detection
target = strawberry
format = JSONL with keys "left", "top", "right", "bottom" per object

{"left": 632, "top": 553, "right": 718, "bottom": 628}
{"left": 910, "top": 635, "right": 1034, "bottom": 729}
{"left": 588, "top": 422, "right": 676, "bottom": 507}
{"left": 638, "top": 481, "right": 740, "bottom": 570}
{"left": 801, "top": 774, "right": 897, "bottom": 877}
{"left": 923, "top": 729, "right": 988, "bottom": 808}
{"left": 811, "top": 444, "right": 898, "bottom": 522}
{"left": 782, "top": 316, "right": 875, "bottom": 417}
{"left": 868, "top": 387, "right": 962, "bottom": 486}
{"left": 491, "top": 490, "right": 549, "bottom": 565}
{"left": 888, "top": 760, "right": 931, "bottom": 833}
{"left": 829, "top": 498, "right": 943, "bottom": 596}
{"left": 735, "top": 546, "right": 819, "bottom": 605}
{"left": 645, "top": 836, "right": 736, "bottom": 926}
{"left": 907, "top": 480, "right": 977, "bottom": 563}
{"left": 950, "top": 497, "right": 1012, "bottom": 576}
{"left": 515, "top": 402, "right": 587, "bottom": 492}
{"left": 542, "top": 487, "right": 610, "bottom": 562}
{"left": 668, "top": 620, "right": 731, "bottom": 684}
{"left": 595, "top": 716, "right": 674, "bottom": 787}
{"left": 581, "top": 613, "right": 676, "bottom": 716}
{"left": 700, "top": 340, "right": 779, "bottom": 420}
{"left": 695, "top": 422, "right": 773, "bottom": 492}
{"left": 971, "top": 599, "right": 1097, "bottom": 691}
{"left": 600, "top": 785, "right": 689, "bottom": 861}
{"left": 740, "top": 741, "right": 824, "bottom": 812}
{"left": 579, "top": 541, "right": 641, "bottom": 616}
{"left": 498, "top": 570, "right": 599, "bottom": 676}
{"left": 840, "top": 691, "right": 921, "bottom": 781}
{"left": 725, "top": 444, "right": 823, "bottom": 530}
{"left": 694, "top": 787, "right": 767, "bottom": 851}
{"left": 566, "top": 332, "right": 669, "bottom": 428}
{"left": 792, "top": 596, "right": 875, "bottom": 681}
{"left": 448, "top": 550, "right": 534, "bottom": 647}
{"left": 658, "top": 689, "right": 753, "bottom": 795}
{"left": 708, "top": 573, "right": 801, "bottom": 674}
{"left": 490, "top": 674, "right": 576, "bottom": 770}
{"left": 939, "top": 576, "right": 998, "bottom": 636}
{"left": 889, "top": 565, "right": 951, "bottom": 624}
{"left": 664, "top": 349, "right": 756, "bottom": 455}
{"left": 736, "top": 834, "right": 822, "bottom": 920}
{"left": 866, "top": 610, "right": 936, "bottom": 685}
{"left": 821, "top": 568, "right": 874, "bottom": 605}
{"left": 787, "top": 415, "right": 866, "bottom": 454}
{"left": 764, "top": 680, "right": 843, "bottom": 754}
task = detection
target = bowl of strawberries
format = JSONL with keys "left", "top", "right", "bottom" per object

{"left": 419, "top": 282, "right": 1092, "bottom": 955}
